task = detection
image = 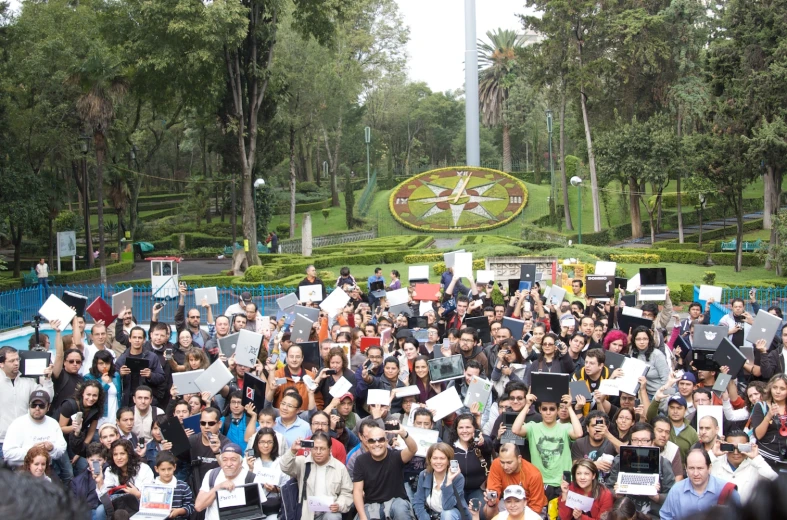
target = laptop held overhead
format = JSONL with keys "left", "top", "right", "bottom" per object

{"left": 195, "top": 360, "right": 234, "bottom": 397}
{"left": 218, "top": 333, "right": 240, "bottom": 358}
{"left": 61, "top": 291, "right": 88, "bottom": 318}
{"left": 637, "top": 268, "right": 667, "bottom": 301}
{"left": 585, "top": 275, "right": 615, "bottom": 299}
{"left": 519, "top": 264, "right": 536, "bottom": 282}
{"left": 530, "top": 372, "right": 571, "bottom": 404}
{"left": 712, "top": 338, "right": 747, "bottom": 375}
{"left": 172, "top": 370, "right": 204, "bottom": 395}
{"left": 746, "top": 309, "right": 782, "bottom": 345}
{"left": 111, "top": 287, "right": 134, "bottom": 315}
{"left": 86, "top": 297, "right": 117, "bottom": 326}
{"left": 427, "top": 355, "right": 465, "bottom": 383}
{"left": 693, "top": 325, "right": 727, "bottom": 350}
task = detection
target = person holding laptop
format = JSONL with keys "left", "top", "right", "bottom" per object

{"left": 114, "top": 326, "right": 166, "bottom": 407}
{"left": 760, "top": 324, "right": 787, "bottom": 380}
{"left": 605, "top": 423, "right": 675, "bottom": 519}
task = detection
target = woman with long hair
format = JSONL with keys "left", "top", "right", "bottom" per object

{"left": 97, "top": 439, "right": 155, "bottom": 500}
{"left": 610, "top": 407, "right": 636, "bottom": 445}
{"left": 315, "top": 346, "right": 357, "bottom": 407}
{"left": 628, "top": 326, "right": 668, "bottom": 397}
{"left": 451, "top": 413, "right": 491, "bottom": 510}
{"left": 491, "top": 337, "right": 527, "bottom": 396}
{"left": 369, "top": 356, "right": 406, "bottom": 413}
{"left": 403, "top": 338, "right": 420, "bottom": 379}
{"left": 412, "top": 442, "right": 469, "bottom": 520}
{"left": 599, "top": 497, "right": 650, "bottom": 520}
{"left": 171, "top": 346, "right": 210, "bottom": 373}
{"left": 751, "top": 373, "right": 787, "bottom": 468}
{"left": 559, "top": 459, "right": 614, "bottom": 520}
{"left": 58, "top": 379, "right": 104, "bottom": 472}
{"left": 721, "top": 380, "right": 766, "bottom": 430}
{"left": 21, "top": 445, "right": 53, "bottom": 481}
{"left": 84, "top": 350, "right": 122, "bottom": 427}
{"left": 523, "top": 332, "right": 574, "bottom": 388}
{"left": 409, "top": 355, "right": 441, "bottom": 403}
{"left": 246, "top": 428, "right": 288, "bottom": 519}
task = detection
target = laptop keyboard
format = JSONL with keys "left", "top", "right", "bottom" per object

{"left": 640, "top": 288, "right": 666, "bottom": 296}
{"left": 500, "top": 431, "right": 525, "bottom": 445}
{"left": 620, "top": 474, "right": 656, "bottom": 486}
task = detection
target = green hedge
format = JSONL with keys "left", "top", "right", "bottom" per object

{"left": 274, "top": 198, "right": 332, "bottom": 215}
{"left": 52, "top": 260, "right": 134, "bottom": 284}
{"left": 432, "top": 259, "right": 486, "bottom": 276}
{"left": 709, "top": 252, "right": 763, "bottom": 266}
{"left": 609, "top": 253, "right": 661, "bottom": 264}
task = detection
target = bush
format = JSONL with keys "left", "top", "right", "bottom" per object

{"left": 653, "top": 249, "right": 708, "bottom": 264}
{"left": 513, "top": 241, "right": 556, "bottom": 252}
{"left": 708, "top": 252, "right": 763, "bottom": 266}
{"left": 649, "top": 192, "right": 699, "bottom": 209}
{"left": 703, "top": 271, "right": 716, "bottom": 285}
{"left": 276, "top": 224, "right": 290, "bottom": 235}
{"left": 432, "top": 259, "right": 486, "bottom": 276}
{"left": 321, "top": 209, "right": 330, "bottom": 221}
{"left": 243, "top": 266, "right": 266, "bottom": 282}
{"left": 403, "top": 253, "right": 444, "bottom": 264}
{"left": 541, "top": 248, "right": 600, "bottom": 263}
{"left": 54, "top": 260, "right": 134, "bottom": 283}
{"left": 609, "top": 253, "right": 661, "bottom": 264}
{"left": 297, "top": 181, "right": 320, "bottom": 194}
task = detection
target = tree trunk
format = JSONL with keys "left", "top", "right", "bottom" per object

{"left": 72, "top": 159, "right": 95, "bottom": 268}
{"left": 735, "top": 197, "right": 744, "bottom": 272}
{"left": 579, "top": 89, "right": 602, "bottom": 232}
{"left": 116, "top": 208, "right": 124, "bottom": 260}
{"left": 322, "top": 116, "right": 343, "bottom": 208}
{"left": 765, "top": 169, "right": 783, "bottom": 270}
{"left": 629, "top": 176, "right": 643, "bottom": 238}
{"left": 129, "top": 172, "right": 142, "bottom": 243}
{"left": 94, "top": 130, "right": 107, "bottom": 285}
{"left": 532, "top": 131, "right": 541, "bottom": 184}
{"left": 764, "top": 165, "right": 774, "bottom": 230}
{"left": 11, "top": 224, "right": 22, "bottom": 278}
{"left": 289, "top": 123, "right": 297, "bottom": 239}
{"left": 48, "top": 217, "right": 54, "bottom": 269}
{"left": 502, "top": 123, "right": 512, "bottom": 172}
{"left": 559, "top": 95, "right": 573, "bottom": 230}
{"left": 676, "top": 175, "right": 684, "bottom": 243}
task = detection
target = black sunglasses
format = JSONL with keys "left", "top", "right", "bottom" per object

{"left": 367, "top": 437, "right": 387, "bottom": 445}
{"left": 30, "top": 402, "right": 47, "bottom": 409}
{"left": 200, "top": 421, "right": 218, "bottom": 427}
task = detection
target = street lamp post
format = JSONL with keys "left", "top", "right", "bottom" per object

{"left": 79, "top": 134, "right": 93, "bottom": 268}
{"left": 571, "top": 176, "right": 583, "bottom": 244}
{"left": 364, "top": 126, "right": 371, "bottom": 184}
{"left": 546, "top": 110, "right": 555, "bottom": 225}
{"left": 253, "top": 178, "right": 266, "bottom": 240}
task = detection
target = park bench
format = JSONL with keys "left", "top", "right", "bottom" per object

{"left": 23, "top": 270, "right": 55, "bottom": 287}
{"left": 720, "top": 238, "right": 764, "bottom": 252}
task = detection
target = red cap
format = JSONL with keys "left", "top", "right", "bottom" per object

{"left": 339, "top": 392, "right": 355, "bottom": 402}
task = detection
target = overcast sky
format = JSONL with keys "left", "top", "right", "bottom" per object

{"left": 7, "top": 0, "right": 534, "bottom": 92}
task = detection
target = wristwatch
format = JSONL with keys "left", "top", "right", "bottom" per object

{"left": 403, "top": 431, "right": 409, "bottom": 439}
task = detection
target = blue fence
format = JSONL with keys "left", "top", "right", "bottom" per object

{"left": 693, "top": 285, "right": 787, "bottom": 324}
{"left": 0, "top": 284, "right": 298, "bottom": 332}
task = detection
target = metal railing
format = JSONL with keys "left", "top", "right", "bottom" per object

{"left": 693, "top": 285, "right": 787, "bottom": 324}
{"left": 0, "top": 284, "right": 300, "bottom": 333}
{"left": 278, "top": 229, "right": 378, "bottom": 254}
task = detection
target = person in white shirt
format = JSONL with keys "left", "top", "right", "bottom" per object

{"left": 96, "top": 438, "right": 155, "bottom": 499}
{"left": 81, "top": 322, "right": 115, "bottom": 377}
{"left": 710, "top": 429, "right": 777, "bottom": 502}
{"left": 718, "top": 298, "right": 753, "bottom": 347}
{"left": 225, "top": 291, "right": 253, "bottom": 318}
{"left": 195, "top": 443, "right": 265, "bottom": 520}
{"left": 35, "top": 258, "right": 49, "bottom": 287}
{"left": 3, "top": 390, "right": 67, "bottom": 467}
{"left": 131, "top": 386, "right": 163, "bottom": 440}
{"left": 0, "top": 346, "right": 54, "bottom": 459}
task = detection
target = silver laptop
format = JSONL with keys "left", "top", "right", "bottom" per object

{"left": 111, "top": 287, "right": 134, "bottom": 314}
{"left": 276, "top": 293, "right": 298, "bottom": 311}
{"left": 746, "top": 309, "right": 783, "bottom": 344}
{"left": 131, "top": 484, "right": 174, "bottom": 519}
{"left": 195, "top": 360, "right": 234, "bottom": 397}
{"left": 172, "top": 370, "right": 204, "bottom": 395}
{"left": 427, "top": 354, "right": 465, "bottom": 383}
{"left": 290, "top": 314, "right": 314, "bottom": 344}
{"left": 693, "top": 325, "right": 728, "bottom": 350}
{"left": 294, "top": 305, "right": 320, "bottom": 323}
{"left": 617, "top": 446, "right": 660, "bottom": 496}
{"left": 463, "top": 376, "right": 493, "bottom": 412}
{"left": 637, "top": 268, "right": 667, "bottom": 302}
{"left": 218, "top": 333, "right": 240, "bottom": 357}
{"left": 235, "top": 329, "right": 263, "bottom": 368}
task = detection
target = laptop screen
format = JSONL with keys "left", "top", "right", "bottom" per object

{"left": 428, "top": 355, "right": 465, "bottom": 382}
{"left": 619, "top": 446, "right": 660, "bottom": 474}
{"left": 639, "top": 268, "right": 667, "bottom": 286}
{"left": 140, "top": 485, "right": 174, "bottom": 511}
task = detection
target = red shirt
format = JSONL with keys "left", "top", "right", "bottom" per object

{"left": 558, "top": 483, "right": 615, "bottom": 520}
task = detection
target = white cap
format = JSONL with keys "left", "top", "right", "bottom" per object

{"left": 503, "top": 485, "right": 526, "bottom": 501}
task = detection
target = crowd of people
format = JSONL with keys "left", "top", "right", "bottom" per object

{"left": 1, "top": 262, "right": 786, "bottom": 520}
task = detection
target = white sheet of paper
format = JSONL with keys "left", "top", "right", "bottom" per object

{"left": 524, "top": 506, "right": 541, "bottom": 520}
{"left": 194, "top": 287, "right": 219, "bottom": 306}
{"left": 598, "top": 379, "right": 620, "bottom": 396}
{"left": 25, "top": 358, "right": 47, "bottom": 375}
{"left": 404, "top": 426, "right": 440, "bottom": 457}
{"left": 395, "top": 385, "right": 421, "bottom": 398}
{"left": 298, "top": 285, "right": 323, "bottom": 302}
{"left": 425, "top": 386, "right": 463, "bottom": 421}
{"left": 697, "top": 405, "right": 725, "bottom": 435}
{"left": 419, "top": 301, "right": 434, "bottom": 316}
{"left": 217, "top": 487, "right": 248, "bottom": 508}
{"left": 307, "top": 496, "right": 334, "bottom": 513}
{"left": 367, "top": 389, "right": 391, "bottom": 406}
{"left": 627, "top": 273, "right": 641, "bottom": 293}
{"left": 566, "top": 491, "right": 594, "bottom": 512}
{"left": 698, "top": 285, "right": 723, "bottom": 303}
{"left": 386, "top": 288, "right": 409, "bottom": 307}
{"left": 622, "top": 306, "right": 644, "bottom": 318}
{"left": 408, "top": 265, "right": 430, "bottom": 281}
{"left": 618, "top": 357, "right": 649, "bottom": 395}
{"left": 38, "top": 294, "right": 76, "bottom": 331}
{"left": 477, "top": 270, "right": 495, "bottom": 283}
{"left": 452, "top": 252, "right": 473, "bottom": 278}
{"left": 662, "top": 441, "right": 679, "bottom": 462}
{"left": 255, "top": 466, "right": 281, "bottom": 486}
{"left": 329, "top": 377, "right": 353, "bottom": 398}
{"left": 319, "top": 288, "right": 350, "bottom": 314}
{"left": 595, "top": 261, "right": 617, "bottom": 276}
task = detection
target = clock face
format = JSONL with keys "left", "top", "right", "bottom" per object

{"left": 389, "top": 167, "right": 528, "bottom": 231}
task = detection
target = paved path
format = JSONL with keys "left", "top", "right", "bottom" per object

{"left": 433, "top": 238, "right": 462, "bottom": 249}
{"left": 617, "top": 210, "right": 771, "bottom": 248}
{"left": 106, "top": 258, "right": 232, "bottom": 284}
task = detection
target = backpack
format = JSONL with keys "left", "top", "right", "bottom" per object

{"left": 280, "top": 462, "right": 312, "bottom": 520}
{"left": 717, "top": 482, "right": 738, "bottom": 505}
{"left": 207, "top": 467, "right": 257, "bottom": 488}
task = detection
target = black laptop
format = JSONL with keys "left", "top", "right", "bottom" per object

{"left": 585, "top": 275, "right": 615, "bottom": 299}
{"left": 603, "top": 351, "right": 626, "bottom": 372}
{"left": 520, "top": 265, "right": 537, "bottom": 283}
{"left": 296, "top": 341, "right": 321, "bottom": 369}
{"left": 242, "top": 372, "right": 267, "bottom": 413}
{"left": 407, "top": 316, "right": 428, "bottom": 329}
{"left": 61, "top": 291, "right": 88, "bottom": 318}
{"left": 530, "top": 372, "right": 571, "bottom": 404}
{"left": 125, "top": 357, "right": 150, "bottom": 373}
{"left": 617, "top": 314, "right": 653, "bottom": 335}
{"left": 464, "top": 316, "right": 492, "bottom": 343}
{"left": 712, "top": 338, "right": 747, "bottom": 376}
{"left": 369, "top": 281, "right": 386, "bottom": 299}
{"left": 218, "top": 483, "right": 263, "bottom": 520}
{"left": 157, "top": 415, "right": 190, "bottom": 457}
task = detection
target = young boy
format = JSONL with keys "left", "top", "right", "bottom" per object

{"left": 69, "top": 442, "right": 107, "bottom": 520}
{"left": 220, "top": 391, "right": 253, "bottom": 447}
{"left": 244, "top": 406, "right": 286, "bottom": 455}
{"left": 154, "top": 451, "right": 195, "bottom": 518}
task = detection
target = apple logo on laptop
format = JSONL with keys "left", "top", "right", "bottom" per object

{"left": 210, "top": 378, "right": 216, "bottom": 383}
{"left": 704, "top": 331, "right": 716, "bottom": 340}
{"left": 761, "top": 328, "right": 767, "bottom": 332}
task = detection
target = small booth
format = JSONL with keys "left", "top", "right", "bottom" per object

{"left": 147, "top": 256, "right": 181, "bottom": 300}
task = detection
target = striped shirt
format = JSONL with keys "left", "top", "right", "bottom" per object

{"left": 153, "top": 477, "right": 194, "bottom": 517}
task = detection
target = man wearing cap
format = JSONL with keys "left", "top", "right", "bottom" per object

{"left": 195, "top": 443, "right": 264, "bottom": 520}
{"left": 2, "top": 390, "right": 67, "bottom": 467}
{"left": 483, "top": 443, "right": 547, "bottom": 519}
{"left": 647, "top": 372, "right": 697, "bottom": 418}
{"left": 0, "top": 345, "right": 54, "bottom": 461}
{"left": 224, "top": 291, "right": 253, "bottom": 318}
{"left": 660, "top": 394, "right": 698, "bottom": 465}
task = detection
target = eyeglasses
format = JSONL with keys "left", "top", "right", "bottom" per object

{"left": 541, "top": 407, "right": 557, "bottom": 412}
{"left": 280, "top": 402, "right": 298, "bottom": 409}
{"left": 510, "top": 396, "right": 526, "bottom": 401}
{"left": 200, "top": 421, "right": 218, "bottom": 427}
{"left": 30, "top": 402, "right": 47, "bottom": 409}
{"left": 631, "top": 438, "right": 651, "bottom": 445}
{"left": 367, "top": 437, "right": 387, "bottom": 445}
{"left": 542, "top": 342, "right": 556, "bottom": 347}
{"left": 66, "top": 359, "right": 82, "bottom": 364}
{"left": 258, "top": 440, "right": 274, "bottom": 446}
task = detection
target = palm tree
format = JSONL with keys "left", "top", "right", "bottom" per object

{"left": 72, "top": 49, "right": 128, "bottom": 285}
{"left": 478, "top": 29, "right": 525, "bottom": 172}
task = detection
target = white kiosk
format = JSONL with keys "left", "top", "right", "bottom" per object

{"left": 148, "top": 256, "right": 181, "bottom": 300}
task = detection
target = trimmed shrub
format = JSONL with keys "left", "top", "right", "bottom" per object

{"left": 432, "top": 259, "right": 486, "bottom": 276}
{"left": 703, "top": 271, "right": 716, "bottom": 285}
{"left": 243, "top": 266, "right": 266, "bottom": 282}
{"left": 53, "top": 260, "right": 134, "bottom": 284}
{"left": 609, "top": 253, "right": 661, "bottom": 264}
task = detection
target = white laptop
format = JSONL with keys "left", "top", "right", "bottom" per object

{"left": 195, "top": 360, "right": 234, "bottom": 397}
{"left": 235, "top": 329, "right": 263, "bottom": 368}
{"left": 463, "top": 376, "right": 493, "bottom": 412}
{"left": 172, "top": 370, "right": 204, "bottom": 395}
{"left": 112, "top": 287, "right": 134, "bottom": 314}
{"left": 131, "top": 484, "right": 174, "bottom": 519}
{"left": 194, "top": 287, "right": 219, "bottom": 306}
{"left": 637, "top": 268, "right": 668, "bottom": 302}
{"left": 616, "top": 446, "right": 660, "bottom": 496}
{"left": 746, "top": 309, "right": 783, "bottom": 344}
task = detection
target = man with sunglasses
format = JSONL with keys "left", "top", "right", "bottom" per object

{"left": 3, "top": 390, "right": 67, "bottom": 467}
{"left": 188, "top": 407, "right": 230, "bottom": 497}
{"left": 353, "top": 421, "right": 418, "bottom": 520}
{"left": 173, "top": 283, "right": 212, "bottom": 348}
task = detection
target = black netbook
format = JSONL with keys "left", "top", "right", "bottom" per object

{"left": 604, "top": 351, "right": 626, "bottom": 372}
{"left": 585, "top": 275, "right": 615, "bottom": 298}
{"left": 712, "top": 338, "right": 747, "bottom": 376}
{"left": 61, "top": 291, "right": 88, "bottom": 318}
{"left": 692, "top": 349, "right": 719, "bottom": 371}
{"left": 530, "top": 372, "right": 571, "bottom": 404}
{"left": 617, "top": 314, "right": 653, "bottom": 335}
{"left": 464, "top": 316, "right": 491, "bottom": 343}
{"left": 218, "top": 483, "right": 263, "bottom": 520}
{"left": 297, "top": 341, "right": 320, "bottom": 369}
{"left": 242, "top": 372, "right": 267, "bottom": 413}
{"left": 520, "top": 265, "right": 537, "bottom": 282}
{"left": 407, "top": 316, "right": 428, "bottom": 329}
{"left": 125, "top": 357, "right": 150, "bottom": 373}
{"left": 157, "top": 415, "right": 190, "bottom": 457}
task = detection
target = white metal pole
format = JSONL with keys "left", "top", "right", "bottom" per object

{"left": 464, "top": 0, "right": 480, "bottom": 167}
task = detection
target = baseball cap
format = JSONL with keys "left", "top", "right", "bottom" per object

{"left": 29, "top": 390, "right": 51, "bottom": 406}
{"left": 240, "top": 291, "right": 253, "bottom": 304}
{"left": 221, "top": 443, "right": 244, "bottom": 455}
{"left": 339, "top": 392, "right": 355, "bottom": 402}
{"left": 680, "top": 373, "right": 697, "bottom": 384}
{"left": 503, "top": 485, "right": 526, "bottom": 501}
{"left": 668, "top": 395, "right": 688, "bottom": 408}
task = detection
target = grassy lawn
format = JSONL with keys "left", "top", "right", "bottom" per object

{"left": 615, "top": 262, "right": 774, "bottom": 286}
{"left": 267, "top": 190, "right": 366, "bottom": 239}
